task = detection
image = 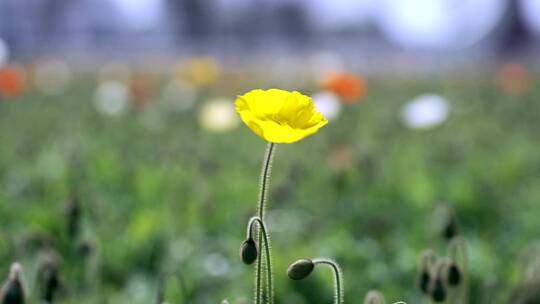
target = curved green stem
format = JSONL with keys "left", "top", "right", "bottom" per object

{"left": 313, "top": 258, "right": 344, "bottom": 304}
{"left": 247, "top": 217, "right": 273, "bottom": 304}
{"left": 419, "top": 249, "right": 436, "bottom": 271}
{"left": 434, "top": 258, "right": 447, "bottom": 278}
{"left": 255, "top": 143, "right": 275, "bottom": 304}
{"left": 449, "top": 237, "right": 468, "bottom": 303}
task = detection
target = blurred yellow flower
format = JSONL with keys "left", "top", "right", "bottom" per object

{"left": 172, "top": 57, "right": 221, "bottom": 87}
{"left": 236, "top": 89, "right": 328, "bottom": 143}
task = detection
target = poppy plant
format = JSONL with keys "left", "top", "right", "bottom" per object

{"left": 236, "top": 88, "right": 327, "bottom": 304}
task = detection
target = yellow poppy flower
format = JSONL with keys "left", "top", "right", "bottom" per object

{"left": 235, "top": 89, "right": 328, "bottom": 143}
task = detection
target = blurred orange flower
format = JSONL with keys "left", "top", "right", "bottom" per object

{"left": 322, "top": 72, "right": 366, "bottom": 103}
{"left": 129, "top": 73, "right": 156, "bottom": 109}
{"left": 496, "top": 62, "right": 531, "bottom": 96}
{"left": 0, "top": 65, "right": 25, "bottom": 97}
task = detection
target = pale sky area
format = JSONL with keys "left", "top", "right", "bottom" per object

{"left": 111, "top": 0, "right": 166, "bottom": 30}
{"left": 110, "top": 0, "right": 540, "bottom": 49}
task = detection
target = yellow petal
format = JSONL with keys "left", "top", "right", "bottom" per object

{"left": 235, "top": 88, "right": 328, "bottom": 143}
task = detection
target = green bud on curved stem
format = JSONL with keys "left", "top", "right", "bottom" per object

{"left": 240, "top": 238, "right": 258, "bottom": 265}
{"left": 288, "top": 258, "right": 343, "bottom": 304}
{"left": 417, "top": 249, "right": 435, "bottom": 294}
{"left": 448, "top": 237, "right": 468, "bottom": 301}
{"left": 253, "top": 142, "right": 276, "bottom": 304}
{"left": 446, "top": 262, "right": 462, "bottom": 287}
{"left": 246, "top": 216, "right": 273, "bottom": 304}
{"left": 430, "top": 260, "right": 448, "bottom": 303}
{"left": 287, "top": 259, "right": 315, "bottom": 280}
{"left": 0, "top": 262, "right": 26, "bottom": 304}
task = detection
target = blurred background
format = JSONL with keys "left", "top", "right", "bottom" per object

{"left": 1, "top": 0, "right": 540, "bottom": 303}
{"left": 1, "top": 0, "right": 540, "bottom": 69}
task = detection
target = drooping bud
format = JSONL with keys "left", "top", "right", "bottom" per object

{"left": 37, "top": 259, "right": 60, "bottom": 303}
{"left": 417, "top": 249, "right": 434, "bottom": 294}
{"left": 0, "top": 263, "right": 26, "bottom": 304}
{"left": 66, "top": 196, "right": 81, "bottom": 239}
{"left": 239, "top": 238, "right": 258, "bottom": 265}
{"left": 430, "top": 278, "right": 446, "bottom": 303}
{"left": 446, "top": 263, "right": 462, "bottom": 287}
{"left": 417, "top": 270, "right": 431, "bottom": 294}
{"left": 287, "top": 259, "right": 315, "bottom": 280}
{"left": 442, "top": 209, "right": 458, "bottom": 241}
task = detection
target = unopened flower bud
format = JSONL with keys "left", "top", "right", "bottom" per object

{"left": 66, "top": 196, "right": 81, "bottom": 239}
{"left": 442, "top": 212, "right": 458, "bottom": 240}
{"left": 430, "top": 278, "right": 446, "bottom": 303}
{"left": 417, "top": 270, "right": 431, "bottom": 294}
{"left": 417, "top": 249, "right": 434, "bottom": 294}
{"left": 446, "top": 263, "right": 462, "bottom": 286}
{"left": 1, "top": 263, "right": 26, "bottom": 304}
{"left": 239, "top": 238, "right": 258, "bottom": 265}
{"left": 287, "top": 259, "right": 314, "bottom": 280}
{"left": 38, "top": 260, "right": 60, "bottom": 302}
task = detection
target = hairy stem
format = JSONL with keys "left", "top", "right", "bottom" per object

{"left": 449, "top": 237, "right": 468, "bottom": 304}
{"left": 313, "top": 258, "right": 344, "bottom": 304}
{"left": 247, "top": 217, "right": 273, "bottom": 304}
{"left": 255, "top": 143, "right": 275, "bottom": 304}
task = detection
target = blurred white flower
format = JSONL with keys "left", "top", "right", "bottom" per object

{"left": 0, "top": 38, "right": 8, "bottom": 67}
{"left": 312, "top": 91, "right": 342, "bottom": 121}
{"left": 204, "top": 253, "right": 230, "bottom": 277}
{"left": 161, "top": 80, "right": 196, "bottom": 112}
{"left": 34, "top": 60, "right": 71, "bottom": 95}
{"left": 94, "top": 81, "right": 130, "bottom": 116}
{"left": 198, "top": 98, "right": 239, "bottom": 133}
{"left": 401, "top": 94, "right": 449, "bottom": 129}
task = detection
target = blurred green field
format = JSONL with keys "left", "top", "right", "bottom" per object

{"left": 1, "top": 71, "right": 540, "bottom": 304}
